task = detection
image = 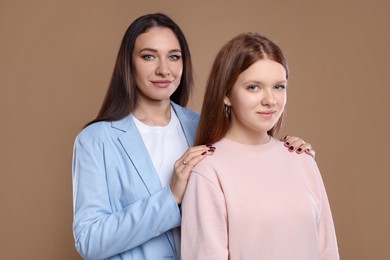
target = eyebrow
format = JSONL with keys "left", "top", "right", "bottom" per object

{"left": 275, "top": 80, "right": 288, "bottom": 85}
{"left": 243, "top": 80, "right": 287, "bottom": 85}
{"left": 139, "top": 48, "right": 182, "bottom": 53}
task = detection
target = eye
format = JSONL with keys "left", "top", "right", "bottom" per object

{"left": 142, "top": 54, "right": 155, "bottom": 61}
{"left": 247, "top": 85, "right": 260, "bottom": 91}
{"left": 169, "top": 54, "right": 181, "bottom": 61}
{"left": 275, "top": 84, "right": 286, "bottom": 90}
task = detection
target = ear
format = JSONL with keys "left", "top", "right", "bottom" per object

{"left": 224, "top": 96, "right": 231, "bottom": 106}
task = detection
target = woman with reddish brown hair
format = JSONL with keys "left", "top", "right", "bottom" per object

{"left": 181, "top": 33, "right": 339, "bottom": 259}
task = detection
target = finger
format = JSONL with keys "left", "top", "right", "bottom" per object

{"left": 171, "top": 146, "right": 216, "bottom": 204}
{"left": 176, "top": 145, "right": 215, "bottom": 171}
{"left": 285, "top": 138, "right": 302, "bottom": 152}
{"left": 177, "top": 145, "right": 215, "bottom": 165}
{"left": 178, "top": 145, "right": 210, "bottom": 161}
{"left": 175, "top": 145, "right": 208, "bottom": 167}
{"left": 283, "top": 135, "right": 299, "bottom": 147}
{"left": 181, "top": 148, "right": 215, "bottom": 169}
{"left": 185, "top": 150, "right": 212, "bottom": 168}
{"left": 304, "top": 147, "right": 316, "bottom": 158}
{"left": 293, "top": 142, "right": 315, "bottom": 158}
{"left": 288, "top": 139, "right": 307, "bottom": 153}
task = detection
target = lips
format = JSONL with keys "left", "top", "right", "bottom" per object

{"left": 257, "top": 111, "right": 276, "bottom": 119}
{"left": 151, "top": 80, "right": 172, "bottom": 88}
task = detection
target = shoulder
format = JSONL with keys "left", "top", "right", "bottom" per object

{"left": 190, "top": 162, "right": 222, "bottom": 192}
{"left": 271, "top": 138, "right": 321, "bottom": 177}
{"left": 75, "top": 116, "right": 132, "bottom": 145}
{"left": 248, "top": 138, "right": 323, "bottom": 185}
{"left": 273, "top": 138, "right": 314, "bottom": 161}
{"left": 73, "top": 123, "right": 111, "bottom": 156}
{"left": 76, "top": 121, "right": 112, "bottom": 142}
{"left": 171, "top": 102, "right": 199, "bottom": 120}
{"left": 190, "top": 140, "right": 228, "bottom": 183}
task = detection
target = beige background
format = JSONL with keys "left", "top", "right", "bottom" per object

{"left": 1, "top": 0, "right": 389, "bottom": 259}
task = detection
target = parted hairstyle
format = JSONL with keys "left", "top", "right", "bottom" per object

{"left": 86, "top": 13, "right": 193, "bottom": 127}
{"left": 194, "top": 32, "right": 289, "bottom": 146}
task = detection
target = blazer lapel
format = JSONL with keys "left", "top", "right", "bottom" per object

{"left": 111, "top": 107, "right": 197, "bottom": 257}
{"left": 171, "top": 102, "right": 198, "bottom": 147}
{"left": 110, "top": 105, "right": 198, "bottom": 196}
{"left": 112, "top": 115, "right": 162, "bottom": 195}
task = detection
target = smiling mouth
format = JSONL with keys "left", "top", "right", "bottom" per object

{"left": 258, "top": 111, "right": 275, "bottom": 115}
{"left": 151, "top": 80, "right": 172, "bottom": 88}
{"left": 257, "top": 111, "right": 276, "bottom": 118}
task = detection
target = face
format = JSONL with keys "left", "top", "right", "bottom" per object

{"left": 225, "top": 58, "right": 287, "bottom": 143}
{"left": 132, "top": 27, "right": 183, "bottom": 105}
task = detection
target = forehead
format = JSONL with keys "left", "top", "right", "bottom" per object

{"left": 134, "top": 27, "right": 181, "bottom": 50}
{"left": 236, "top": 59, "right": 287, "bottom": 84}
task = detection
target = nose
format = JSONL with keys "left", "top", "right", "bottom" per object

{"left": 261, "top": 90, "right": 276, "bottom": 106}
{"left": 156, "top": 59, "right": 170, "bottom": 76}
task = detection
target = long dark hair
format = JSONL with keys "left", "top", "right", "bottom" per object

{"left": 195, "top": 32, "right": 289, "bottom": 146}
{"left": 86, "top": 13, "right": 193, "bottom": 127}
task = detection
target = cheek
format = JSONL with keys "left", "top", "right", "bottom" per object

{"left": 232, "top": 97, "right": 255, "bottom": 118}
{"left": 173, "top": 67, "right": 183, "bottom": 86}
{"left": 177, "top": 69, "right": 183, "bottom": 79}
{"left": 174, "top": 63, "right": 183, "bottom": 77}
{"left": 245, "top": 95, "right": 260, "bottom": 109}
{"left": 278, "top": 93, "right": 287, "bottom": 108}
{"left": 132, "top": 64, "right": 145, "bottom": 83}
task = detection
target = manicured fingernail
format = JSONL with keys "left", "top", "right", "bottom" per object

{"left": 297, "top": 148, "right": 302, "bottom": 153}
{"left": 201, "top": 151, "right": 207, "bottom": 155}
{"left": 206, "top": 144, "right": 213, "bottom": 147}
{"left": 285, "top": 142, "right": 290, "bottom": 146}
{"left": 208, "top": 148, "right": 215, "bottom": 152}
{"left": 288, "top": 146, "right": 294, "bottom": 151}
{"left": 208, "top": 146, "right": 216, "bottom": 150}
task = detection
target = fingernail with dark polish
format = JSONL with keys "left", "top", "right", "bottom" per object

{"left": 288, "top": 146, "right": 294, "bottom": 151}
{"left": 201, "top": 151, "right": 207, "bottom": 155}
{"left": 297, "top": 148, "right": 302, "bottom": 153}
{"left": 285, "top": 142, "right": 290, "bottom": 146}
{"left": 206, "top": 144, "right": 213, "bottom": 147}
{"left": 283, "top": 135, "right": 288, "bottom": 141}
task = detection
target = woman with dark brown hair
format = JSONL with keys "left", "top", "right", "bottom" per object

{"left": 72, "top": 13, "right": 314, "bottom": 259}
{"left": 181, "top": 33, "right": 339, "bottom": 259}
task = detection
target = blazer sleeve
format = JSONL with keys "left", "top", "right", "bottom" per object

{"left": 181, "top": 171, "right": 229, "bottom": 260}
{"left": 72, "top": 133, "right": 181, "bottom": 260}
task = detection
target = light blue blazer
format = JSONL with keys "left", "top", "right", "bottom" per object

{"left": 72, "top": 102, "right": 199, "bottom": 260}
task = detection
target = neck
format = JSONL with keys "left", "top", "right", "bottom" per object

{"left": 225, "top": 128, "right": 271, "bottom": 145}
{"left": 133, "top": 100, "right": 171, "bottom": 126}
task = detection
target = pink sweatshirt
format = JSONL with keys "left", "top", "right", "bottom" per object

{"left": 181, "top": 137, "right": 339, "bottom": 260}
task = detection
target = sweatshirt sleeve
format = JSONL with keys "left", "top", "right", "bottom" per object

{"left": 181, "top": 170, "right": 229, "bottom": 260}
{"left": 72, "top": 134, "right": 181, "bottom": 260}
{"left": 308, "top": 158, "right": 340, "bottom": 260}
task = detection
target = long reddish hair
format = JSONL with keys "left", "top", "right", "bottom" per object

{"left": 194, "top": 33, "right": 288, "bottom": 146}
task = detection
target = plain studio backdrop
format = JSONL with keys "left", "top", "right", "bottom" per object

{"left": 1, "top": 0, "right": 389, "bottom": 259}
